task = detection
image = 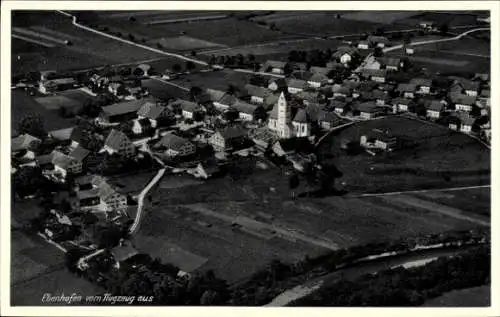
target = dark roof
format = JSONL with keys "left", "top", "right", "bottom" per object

{"left": 427, "top": 100, "right": 445, "bottom": 111}
{"left": 451, "top": 94, "right": 477, "bottom": 105}
{"left": 11, "top": 134, "right": 40, "bottom": 152}
{"left": 205, "top": 88, "right": 226, "bottom": 102}
{"left": 292, "top": 62, "right": 308, "bottom": 71}
{"left": 320, "top": 111, "right": 341, "bottom": 123}
{"left": 480, "top": 89, "right": 490, "bottom": 98}
{"left": 357, "top": 102, "right": 380, "bottom": 113}
{"left": 137, "top": 118, "right": 152, "bottom": 128}
{"left": 371, "top": 89, "right": 389, "bottom": 100}
{"left": 367, "top": 35, "right": 389, "bottom": 44}
{"left": 275, "top": 137, "right": 312, "bottom": 153}
{"left": 172, "top": 99, "right": 200, "bottom": 113}
{"left": 104, "top": 129, "right": 130, "bottom": 150}
{"left": 392, "top": 97, "right": 414, "bottom": 105}
{"left": 287, "top": 78, "right": 307, "bottom": 89}
{"left": 52, "top": 151, "right": 76, "bottom": 170}
{"left": 232, "top": 101, "right": 259, "bottom": 115}
{"left": 49, "top": 127, "right": 75, "bottom": 141}
{"left": 331, "top": 99, "right": 347, "bottom": 109}
{"left": 217, "top": 126, "right": 247, "bottom": 139}
{"left": 69, "top": 145, "right": 90, "bottom": 162}
{"left": 219, "top": 94, "right": 237, "bottom": 106}
{"left": 309, "top": 66, "right": 329, "bottom": 75}
{"left": 365, "top": 129, "right": 397, "bottom": 143}
{"left": 137, "top": 102, "right": 166, "bottom": 119}
{"left": 362, "top": 68, "right": 387, "bottom": 78}
{"left": 111, "top": 243, "right": 139, "bottom": 263}
{"left": 268, "top": 78, "right": 287, "bottom": 88}
{"left": 296, "top": 91, "right": 320, "bottom": 103}
{"left": 410, "top": 78, "right": 432, "bottom": 87}
{"left": 332, "top": 84, "right": 351, "bottom": 95}
{"left": 155, "top": 133, "right": 193, "bottom": 151}
{"left": 269, "top": 104, "right": 279, "bottom": 119}
{"left": 102, "top": 99, "right": 147, "bottom": 116}
{"left": 244, "top": 84, "right": 270, "bottom": 98}
{"left": 308, "top": 73, "right": 328, "bottom": 83}
{"left": 326, "top": 61, "right": 343, "bottom": 69}
{"left": 264, "top": 93, "right": 280, "bottom": 108}
{"left": 263, "top": 60, "right": 287, "bottom": 70}
{"left": 333, "top": 46, "right": 358, "bottom": 57}
{"left": 459, "top": 80, "right": 480, "bottom": 91}
{"left": 396, "top": 83, "right": 417, "bottom": 93}
{"left": 293, "top": 108, "right": 308, "bottom": 123}
{"left": 379, "top": 57, "right": 401, "bottom": 67}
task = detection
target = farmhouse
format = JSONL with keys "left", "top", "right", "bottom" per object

{"left": 379, "top": 57, "right": 402, "bottom": 71}
{"left": 209, "top": 126, "right": 247, "bottom": 152}
{"left": 11, "top": 133, "right": 41, "bottom": 154}
{"left": 459, "top": 80, "right": 480, "bottom": 97}
{"left": 448, "top": 115, "right": 461, "bottom": 131}
{"left": 396, "top": 83, "right": 417, "bottom": 99}
{"left": 364, "top": 56, "right": 382, "bottom": 70}
{"left": 268, "top": 78, "right": 287, "bottom": 92}
{"left": 451, "top": 94, "right": 477, "bottom": 112}
{"left": 111, "top": 240, "right": 139, "bottom": 269}
{"left": 404, "top": 45, "right": 415, "bottom": 55}
{"left": 331, "top": 100, "right": 348, "bottom": 115}
{"left": 307, "top": 73, "right": 329, "bottom": 88}
{"left": 169, "top": 99, "right": 203, "bottom": 119}
{"left": 360, "top": 129, "right": 399, "bottom": 152}
{"left": 361, "top": 69, "right": 387, "bottom": 83}
{"left": 296, "top": 91, "right": 322, "bottom": 106}
{"left": 132, "top": 118, "right": 153, "bottom": 135}
{"left": 357, "top": 102, "right": 385, "bottom": 119}
{"left": 76, "top": 175, "right": 128, "bottom": 212}
{"left": 357, "top": 40, "right": 370, "bottom": 50}
{"left": 261, "top": 60, "right": 288, "bottom": 74}
{"left": 39, "top": 77, "right": 76, "bottom": 94}
{"left": 100, "top": 99, "right": 146, "bottom": 123}
{"left": 460, "top": 116, "right": 475, "bottom": 134}
{"left": 232, "top": 101, "right": 266, "bottom": 122}
{"left": 426, "top": 100, "right": 445, "bottom": 119}
{"left": 153, "top": 133, "right": 196, "bottom": 157}
{"left": 137, "top": 101, "right": 170, "bottom": 128}
{"left": 103, "top": 129, "right": 135, "bottom": 157}
{"left": 52, "top": 150, "right": 83, "bottom": 179}
{"left": 333, "top": 46, "right": 359, "bottom": 64}
{"left": 332, "top": 84, "right": 351, "bottom": 98}
{"left": 410, "top": 78, "right": 432, "bottom": 94}
{"left": 287, "top": 78, "right": 307, "bottom": 94}
{"left": 371, "top": 90, "right": 391, "bottom": 106}
{"left": 391, "top": 97, "right": 414, "bottom": 113}
{"left": 196, "top": 159, "right": 220, "bottom": 179}
{"left": 318, "top": 111, "right": 341, "bottom": 130}
{"left": 244, "top": 84, "right": 270, "bottom": 104}
{"left": 367, "top": 35, "right": 390, "bottom": 48}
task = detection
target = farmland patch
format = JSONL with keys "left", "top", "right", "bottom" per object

{"left": 148, "top": 36, "right": 226, "bottom": 52}
{"left": 35, "top": 95, "right": 82, "bottom": 111}
{"left": 341, "top": 11, "right": 420, "bottom": 24}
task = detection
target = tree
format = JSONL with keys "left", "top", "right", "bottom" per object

{"left": 439, "top": 23, "right": 449, "bottom": 35}
{"left": 223, "top": 108, "right": 239, "bottom": 122}
{"left": 18, "top": 114, "right": 46, "bottom": 139}
{"left": 250, "top": 74, "right": 267, "bottom": 87}
{"left": 191, "top": 50, "right": 197, "bottom": 57}
{"left": 189, "top": 86, "right": 203, "bottom": 100}
{"left": 185, "top": 61, "right": 196, "bottom": 73}
{"left": 172, "top": 63, "right": 182, "bottom": 73}
{"left": 92, "top": 224, "right": 125, "bottom": 248}
{"left": 289, "top": 174, "right": 300, "bottom": 199}
{"left": 128, "top": 33, "right": 135, "bottom": 41}
{"left": 226, "top": 84, "right": 238, "bottom": 96}
{"left": 235, "top": 53, "right": 245, "bottom": 66}
{"left": 373, "top": 47, "right": 383, "bottom": 57}
{"left": 156, "top": 42, "right": 163, "bottom": 49}
{"left": 12, "top": 166, "right": 46, "bottom": 198}
{"left": 247, "top": 54, "right": 256, "bottom": 63}
{"left": 59, "top": 198, "right": 72, "bottom": 214}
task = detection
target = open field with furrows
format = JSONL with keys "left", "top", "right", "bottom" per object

{"left": 422, "top": 285, "right": 490, "bottom": 307}
{"left": 108, "top": 170, "right": 158, "bottom": 196}
{"left": 138, "top": 156, "right": 482, "bottom": 283}
{"left": 408, "top": 37, "right": 490, "bottom": 57}
{"left": 11, "top": 89, "right": 76, "bottom": 135}
{"left": 340, "top": 11, "right": 421, "bottom": 24}
{"left": 12, "top": 11, "right": 173, "bottom": 75}
{"left": 317, "top": 116, "right": 490, "bottom": 193}
{"left": 396, "top": 12, "right": 484, "bottom": 28}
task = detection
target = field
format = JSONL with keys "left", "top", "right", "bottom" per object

{"left": 422, "top": 285, "right": 490, "bottom": 307}
{"left": 137, "top": 156, "right": 484, "bottom": 283}
{"left": 147, "top": 36, "right": 226, "bottom": 52}
{"left": 141, "top": 78, "right": 189, "bottom": 100}
{"left": 108, "top": 171, "right": 158, "bottom": 196}
{"left": 317, "top": 116, "right": 490, "bottom": 193}
{"left": 340, "top": 11, "right": 420, "bottom": 24}
{"left": 409, "top": 37, "right": 490, "bottom": 57}
{"left": 11, "top": 89, "right": 76, "bottom": 135}
{"left": 170, "top": 69, "right": 266, "bottom": 91}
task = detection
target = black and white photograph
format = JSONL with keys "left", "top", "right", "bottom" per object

{"left": 1, "top": 1, "right": 497, "bottom": 315}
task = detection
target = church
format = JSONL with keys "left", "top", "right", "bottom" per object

{"left": 268, "top": 92, "right": 311, "bottom": 139}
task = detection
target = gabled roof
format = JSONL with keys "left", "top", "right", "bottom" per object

{"left": 218, "top": 94, "right": 237, "bottom": 106}
{"left": 49, "top": 127, "right": 76, "bottom": 141}
{"left": 263, "top": 60, "right": 287, "bottom": 70}
{"left": 333, "top": 46, "right": 358, "bottom": 57}
{"left": 309, "top": 66, "right": 329, "bottom": 76}
{"left": 296, "top": 91, "right": 321, "bottom": 103}
{"left": 459, "top": 80, "right": 480, "bottom": 91}
{"left": 216, "top": 126, "right": 247, "bottom": 139}
{"left": 232, "top": 101, "right": 260, "bottom": 115}
{"left": 137, "top": 102, "right": 167, "bottom": 119}
{"left": 331, "top": 99, "right": 347, "bottom": 109}
{"left": 379, "top": 57, "right": 401, "bottom": 67}
{"left": 293, "top": 108, "right": 308, "bottom": 123}
{"left": 69, "top": 145, "right": 90, "bottom": 162}
{"left": 392, "top": 97, "right": 414, "bottom": 105}
{"left": 357, "top": 102, "right": 380, "bottom": 113}
{"left": 367, "top": 35, "right": 389, "bottom": 44}
{"left": 292, "top": 62, "right": 308, "bottom": 71}
{"left": 396, "top": 83, "right": 417, "bottom": 93}
{"left": 11, "top": 134, "right": 41, "bottom": 152}
{"left": 332, "top": 84, "right": 351, "bottom": 95}
{"left": 287, "top": 78, "right": 307, "bottom": 89}
{"left": 104, "top": 129, "right": 130, "bottom": 150}
{"left": 172, "top": 99, "right": 200, "bottom": 113}
{"left": 268, "top": 78, "right": 287, "bottom": 88}
{"left": 319, "top": 111, "right": 341, "bottom": 123}
{"left": 450, "top": 94, "right": 477, "bottom": 105}
{"left": 410, "top": 78, "right": 432, "bottom": 87}
{"left": 308, "top": 73, "right": 328, "bottom": 83}
{"left": 361, "top": 68, "right": 387, "bottom": 78}
{"left": 155, "top": 133, "right": 193, "bottom": 151}
{"left": 264, "top": 93, "right": 280, "bottom": 108}
{"left": 52, "top": 150, "right": 77, "bottom": 170}
{"left": 244, "top": 84, "right": 270, "bottom": 99}
{"left": 205, "top": 88, "right": 227, "bottom": 102}
{"left": 102, "top": 99, "right": 147, "bottom": 116}
{"left": 427, "top": 100, "right": 445, "bottom": 112}
{"left": 111, "top": 242, "right": 139, "bottom": 263}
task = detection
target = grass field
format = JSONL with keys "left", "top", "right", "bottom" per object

{"left": 341, "top": 11, "right": 420, "bottom": 24}
{"left": 141, "top": 78, "right": 189, "bottom": 100}
{"left": 170, "top": 69, "right": 264, "bottom": 91}
{"left": 109, "top": 171, "right": 158, "bottom": 195}
{"left": 137, "top": 155, "right": 483, "bottom": 283}
{"left": 11, "top": 89, "right": 76, "bottom": 135}
{"left": 317, "top": 116, "right": 490, "bottom": 193}
{"left": 422, "top": 285, "right": 490, "bottom": 307}
{"left": 410, "top": 37, "right": 490, "bottom": 57}
{"left": 147, "top": 36, "right": 226, "bottom": 52}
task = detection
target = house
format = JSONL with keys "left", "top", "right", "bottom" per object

{"left": 271, "top": 137, "right": 313, "bottom": 157}
{"left": 360, "top": 129, "right": 399, "bottom": 152}
{"left": 136, "top": 64, "right": 152, "bottom": 76}
{"left": 333, "top": 46, "right": 359, "bottom": 64}
{"left": 478, "top": 89, "right": 490, "bottom": 108}
{"left": 292, "top": 62, "right": 308, "bottom": 72}
{"left": 357, "top": 40, "right": 370, "bottom": 50}
{"left": 244, "top": 84, "right": 270, "bottom": 104}
{"left": 361, "top": 69, "right": 387, "bottom": 83}
{"left": 371, "top": 90, "right": 391, "bottom": 106}
{"left": 103, "top": 129, "right": 135, "bottom": 157}
{"left": 38, "top": 77, "right": 76, "bottom": 94}
{"left": 100, "top": 99, "right": 147, "bottom": 123}
{"left": 380, "top": 57, "right": 402, "bottom": 71}
{"left": 296, "top": 91, "right": 322, "bottom": 106}
{"left": 209, "top": 126, "right": 247, "bottom": 151}
{"left": 410, "top": 78, "right": 432, "bottom": 94}
{"left": 357, "top": 102, "right": 385, "bottom": 119}
{"left": 460, "top": 80, "right": 480, "bottom": 97}
{"left": 391, "top": 97, "right": 414, "bottom": 113}
{"left": 108, "top": 82, "right": 124, "bottom": 96}
{"left": 396, "top": 83, "right": 417, "bottom": 99}
{"left": 111, "top": 240, "right": 139, "bottom": 269}
{"left": 268, "top": 78, "right": 287, "bottom": 92}
{"left": 451, "top": 94, "right": 477, "bottom": 112}
{"left": 448, "top": 115, "right": 461, "bottom": 131}
{"left": 332, "top": 84, "right": 351, "bottom": 98}
{"left": 404, "top": 45, "right": 415, "bottom": 55}
{"left": 132, "top": 118, "right": 153, "bottom": 135}
{"left": 331, "top": 100, "right": 348, "bottom": 115}
{"left": 287, "top": 78, "right": 307, "bottom": 94}
{"left": 319, "top": 111, "right": 341, "bottom": 130}
{"left": 69, "top": 145, "right": 91, "bottom": 167}
{"left": 52, "top": 150, "right": 83, "bottom": 179}
{"left": 11, "top": 134, "right": 41, "bottom": 154}
{"left": 426, "top": 100, "right": 445, "bottom": 119}
{"left": 48, "top": 127, "right": 76, "bottom": 142}
{"left": 153, "top": 133, "right": 196, "bottom": 157}
{"left": 307, "top": 73, "right": 328, "bottom": 88}
{"left": 367, "top": 35, "right": 390, "bottom": 48}
{"left": 170, "top": 99, "right": 203, "bottom": 119}
{"left": 232, "top": 101, "right": 266, "bottom": 122}
{"left": 196, "top": 159, "right": 220, "bottom": 179}
{"left": 460, "top": 116, "right": 475, "bottom": 134}
{"left": 261, "top": 60, "right": 288, "bottom": 74}
{"left": 137, "top": 102, "right": 170, "bottom": 128}
{"left": 364, "top": 56, "right": 382, "bottom": 70}
{"left": 214, "top": 94, "right": 237, "bottom": 111}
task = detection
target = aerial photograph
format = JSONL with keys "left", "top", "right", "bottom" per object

{"left": 9, "top": 9, "right": 491, "bottom": 307}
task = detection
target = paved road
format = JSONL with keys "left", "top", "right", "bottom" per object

{"left": 150, "top": 76, "right": 190, "bottom": 92}
{"left": 56, "top": 10, "right": 208, "bottom": 66}
{"left": 351, "top": 184, "right": 491, "bottom": 198}
{"left": 383, "top": 27, "right": 490, "bottom": 53}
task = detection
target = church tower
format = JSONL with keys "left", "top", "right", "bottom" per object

{"left": 277, "top": 91, "right": 292, "bottom": 138}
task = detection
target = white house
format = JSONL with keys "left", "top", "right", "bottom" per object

{"left": 426, "top": 101, "right": 444, "bottom": 119}
{"left": 153, "top": 133, "right": 196, "bottom": 157}
{"left": 287, "top": 79, "right": 307, "bottom": 94}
